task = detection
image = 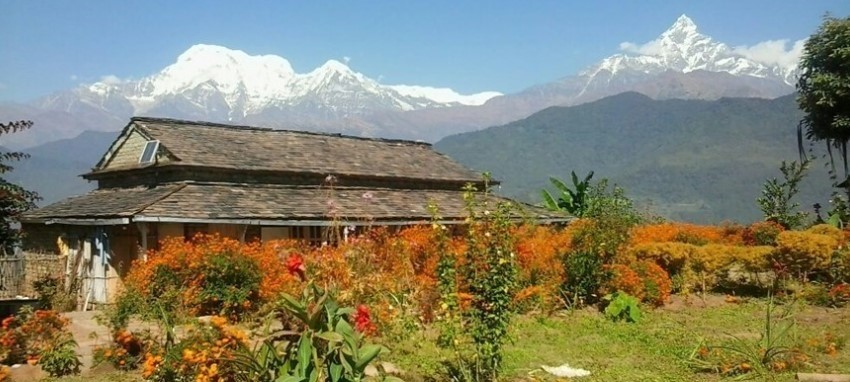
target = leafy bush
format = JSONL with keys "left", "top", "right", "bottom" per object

{"left": 39, "top": 336, "right": 82, "bottom": 377}
{"left": 742, "top": 221, "right": 785, "bottom": 246}
{"left": 561, "top": 250, "right": 607, "bottom": 306}
{"left": 32, "top": 275, "right": 76, "bottom": 312}
{"left": 771, "top": 225, "right": 841, "bottom": 281}
{"left": 143, "top": 316, "right": 246, "bottom": 382}
{"left": 197, "top": 253, "right": 262, "bottom": 316}
{"left": 126, "top": 235, "right": 303, "bottom": 319}
{"left": 0, "top": 308, "right": 74, "bottom": 366}
{"left": 603, "top": 292, "right": 642, "bottom": 323}
{"left": 225, "top": 284, "right": 390, "bottom": 382}
{"left": 632, "top": 260, "right": 672, "bottom": 306}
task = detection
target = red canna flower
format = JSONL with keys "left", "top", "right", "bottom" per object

{"left": 353, "top": 305, "right": 376, "bottom": 335}
{"left": 286, "top": 254, "right": 306, "bottom": 280}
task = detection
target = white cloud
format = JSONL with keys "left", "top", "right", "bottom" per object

{"left": 69, "top": 74, "right": 78, "bottom": 81}
{"left": 342, "top": 56, "right": 351, "bottom": 65}
{"left": 98, "top": 74, "right": 125, "bottom": 85}
{"left": 619, "top": 39, "right": 664, "bottom": 56}
{"left": 732, "top": 39, "right": 805, "bottom": 68}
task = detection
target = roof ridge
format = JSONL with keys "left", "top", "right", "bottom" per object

{"left": 131, "top": 116, "right": 433, "bottom": 147}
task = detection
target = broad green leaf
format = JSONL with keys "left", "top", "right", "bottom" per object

{"left": 317, "top": 331, "right": 344, "bottom": 342}
{"left": 354, "top": 344, "right": 382, "bottom": 370}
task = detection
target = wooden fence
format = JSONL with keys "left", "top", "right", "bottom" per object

{"left": 0, "top": 256, "right": 24, "bottom": 299}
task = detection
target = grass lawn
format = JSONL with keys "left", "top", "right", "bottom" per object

{"left": 383, "top": 296, "right": 850, "bottom": 381}
{"left": 51, "top": 295, "right": 850, "bottom": 382}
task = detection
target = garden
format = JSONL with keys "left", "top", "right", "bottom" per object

{"left": 2, "top": 182, "right": 850, "bottom": 382}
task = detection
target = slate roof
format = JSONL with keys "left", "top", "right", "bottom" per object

{"left": 22, "top": 182, "right": 568, "bottom": 225}
{"left": 91, "top": 117, "right": 483, "bottom": 184}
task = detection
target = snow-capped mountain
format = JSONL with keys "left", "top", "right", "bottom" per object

{"left": 2, "top": 15, "right": 802, "bottom": 150}
{"left": 74, "top": 44, "right": 501, "bottom": 122}
{"left": 577, "top": 15, "right": 798, "bottom": 95}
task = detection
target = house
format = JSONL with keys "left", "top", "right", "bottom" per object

{"left": 20, "top": 117, "right": 567, "bottom": 304}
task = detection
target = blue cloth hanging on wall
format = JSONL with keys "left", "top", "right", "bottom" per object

{"left": 94, "top": 227, "right": 109, "bottom": 267}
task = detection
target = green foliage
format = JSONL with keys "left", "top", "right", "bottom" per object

{"left": 428, "top": 202, "right": 461, "bottom": 349}
{"left": 197, "top": 252, "right": 262, "bottom": 317}
{"left": 571, "top": 180, "right": 643, "bottom": 260}
{"left": 39, "top": 335, "right": 82, "bottom": 377}
{"left": 757, "top": 161, "right": 809, "bottom": 229}
{"left": 32, "top": 274, "right": 75, "bottom": 312}
{"left": 688, "top": 295, "right": 805, "bottom": 379}
{"left": 797, "top": 15, "right": 850, "bottom": 180}
{"left": 541, "top": 171, "right": 594, "bottom": 216}
{"left": 0, "top": 120, "right": 41, "bottom": 255}
{"left": 560, "top": 251, "right": 607, "bottom": 306}
{"left": 455, "top": 178, "right": 518, "bottom": 381}
{"left": 435, "top": 93, "right": 836, "bottom": 224}
{"left": 603, "top": 292, "right": 642, "bottom": 323}
{"left": 229, "top": 283, "right": 393, "bottom": 382}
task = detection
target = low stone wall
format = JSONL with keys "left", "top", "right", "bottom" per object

{"left": 0, "top": 252, "right": 66, "bottom": 299}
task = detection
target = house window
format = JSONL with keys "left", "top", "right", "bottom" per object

{"left": 184, "top": 223, "right": 208, "bottom": 241}
{"left": 139, "top": 140, "right": 160, "bottom": 164}
{"left": 292, "top": 226, "right": 323, "bottom": 245}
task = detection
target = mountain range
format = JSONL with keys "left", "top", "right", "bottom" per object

{"left": 2, "top": 14, "right": 798, "bottom": 149}
{"left": 3, "top": 14, "right": 817, "bottom": 223}
{"left": 435, "top": 93, "right": 831, "bottom": 224}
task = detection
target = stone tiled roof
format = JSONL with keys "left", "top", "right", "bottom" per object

{"left": 22, "top": 182, "right": 569, "bottom": 225}
{"left": 92, "top": 117, "right": 484, "bottom": 183}
{"left": 22, "top": 184, "right": 185, "bottom": 220}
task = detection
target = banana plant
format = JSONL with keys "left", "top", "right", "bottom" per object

{"left": 541, "top": 171, "right": 594, "bottom": 217}
{"left": 230, "top": 283, "right": 402, "bottom": 382}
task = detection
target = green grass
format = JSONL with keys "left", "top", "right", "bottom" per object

{"left": 383, "top": 298, "right": 850, "bottom": 381}
{"left": 53, "top": 297, "right": 850, "bottom": 382}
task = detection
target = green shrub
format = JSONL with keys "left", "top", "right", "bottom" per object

{"left": 39, "top": 336, "right": 82, "bottom": 377}
{"left": 561, "top": 251, "right": 607, "bottom": 306}
{"left": 197, "top": 252, "right": 262, "bottom": 317}
{"left": 603, "top": 292, "right": 642, "bottom": 323}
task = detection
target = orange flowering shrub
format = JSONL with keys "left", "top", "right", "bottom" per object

{"left": 629, "top": 223, "right": 732, "bottom": 247}
{"left": 0, "top": 365, "right": 8, "bottom": 382}
{"left": 772, "top": 225, "right": 842, "bottom": 281}
{"left": 0, "top": 309, "right": 71, "bottom": 366}
{"left": 633, "top": 260, "right": 672, "bottom": 306}
{"left": 144, "top": 316, "right": 247, "bottom": 382}
{"left": 742, "top": 221, "right": 785, "bottom": 246}
{"left": 628, "top": 242, "right": 697, "bottom": 275}
{"left": 93, "top": 329, "right": 156, "bottom": 371}
{"left": 513, "top": 225, "right": 571, "bottom": 310}
{"left": 126, "top": 234, "right": 303, "bottom": 317}
{"left": 602, "top": 261, "right": 672, "bottom": 306}
{"left": 603, "top": 264, "right": 645, "bottom": 301}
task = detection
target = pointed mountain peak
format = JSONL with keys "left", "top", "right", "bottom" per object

{"left": 316, "top": 59, "right": 355, "bottom": 74}
{"left": 662, "top": 14, "right": 699, "bottom": 37}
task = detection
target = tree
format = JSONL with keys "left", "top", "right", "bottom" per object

{"left": 757, "top": 161, "right": 809, "bottom": 229}
{"left": 0, "top": 121, "right": 40, "bottom": 255}
{"left": 797, "top": 15, "right": 850, "bottom": 180}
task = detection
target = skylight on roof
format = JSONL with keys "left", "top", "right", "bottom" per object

{"left": 139, "top": 140, "right": 160, "bottom": 164}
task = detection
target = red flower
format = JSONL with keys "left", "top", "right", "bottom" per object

{"left": 286, "top": 254, "right": 306, "bottom": 280}
{"left": 353, "top": 305, "right": 376, "bottom": 335}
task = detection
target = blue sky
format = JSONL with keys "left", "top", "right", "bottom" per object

{"left": 1, "top": 0, "right": 847, "bottom": 101}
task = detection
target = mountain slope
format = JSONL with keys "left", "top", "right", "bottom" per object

{"left": 434, "top": 93, "right": 832, "bottom": 223}
{"left": 6, "top": 131, "right": 116, "bottom": 206}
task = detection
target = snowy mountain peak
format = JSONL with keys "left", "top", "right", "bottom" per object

{"left": 665, "top": 14, "right": 698, "bottom": 36}
{"left": 76, "top": 44, "right": 501, "bottom": 120}
{"left": 583, "top": 15, "right": 799, "bottom": 86}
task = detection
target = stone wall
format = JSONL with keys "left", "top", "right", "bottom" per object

{"left": 0, "top": 252, "right": 66, "bottom": 299}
